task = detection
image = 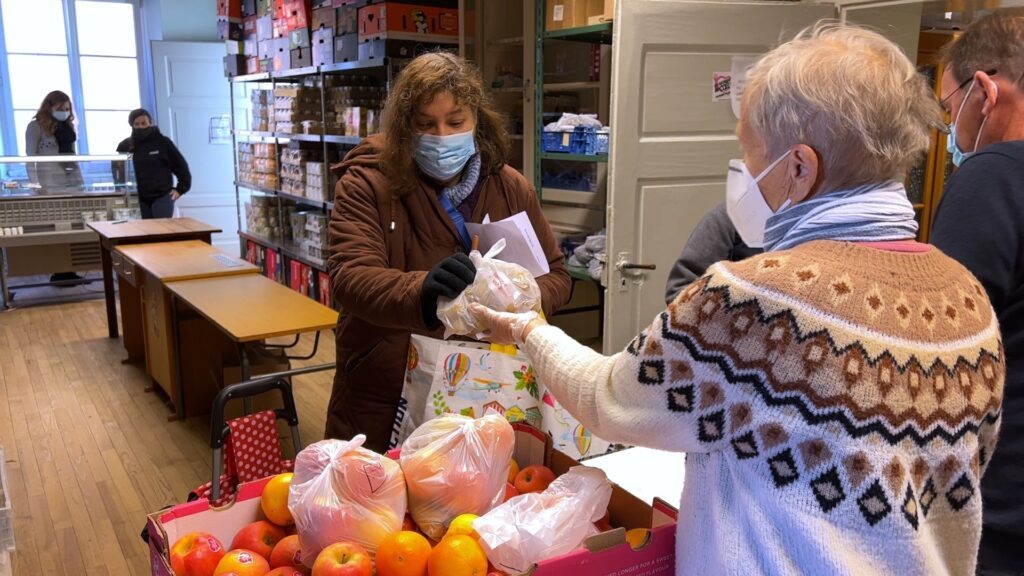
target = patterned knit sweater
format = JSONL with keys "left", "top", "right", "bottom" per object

{"left": 524, "top": 241, "right": 1004, "bottom": 576}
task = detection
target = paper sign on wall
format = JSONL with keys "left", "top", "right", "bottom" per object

{"left": 729, "top": 56, "right": 759, "bottom": 119}
{"left": 712, "top": 72, "right": 731, "bottom": 102}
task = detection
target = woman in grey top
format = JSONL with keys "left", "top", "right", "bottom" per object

{"left": 25, "top": 90, "right": 77, "bottom": 156}
{"left": 25, "top": 90, "right": 83, "bottom": 284}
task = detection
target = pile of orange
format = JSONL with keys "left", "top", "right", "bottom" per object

{"left": 375, "top": 517, "right": 490, "bottom": 576}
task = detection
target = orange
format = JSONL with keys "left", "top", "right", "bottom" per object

{"left": 445, "top": 514, "right": 479, "bottom": 541}
{"left": 427, "top": 535, "right": 488, "bottom": 576}
{"left": 376, "top": 531, "right": 432, "bottom": 576}
{"left": 261, "top": 473, "right": 294, "bottom": 526}
{"left": 506, "top": 459, "right": 520, "bottom": 485}
{"left": 625, "top": 528, "right": 650, "bottom": 550}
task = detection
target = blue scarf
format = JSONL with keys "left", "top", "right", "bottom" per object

{"left": 762, "top": 180, "right": 919, "bottom": 252}
{"left": 442, "top": 153, "right": 481, "bottom": 208}
{"left": 439, "top": 154, "right": 481, "bottom": 250}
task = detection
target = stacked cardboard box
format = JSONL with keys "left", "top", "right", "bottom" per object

{"left": 324, "top": 77, "right": 385, "bottom": 136}
{"left": 280, "top": 146, "right": 323, "bottom": 197}
{"left": 303, "top": 214, "right": 331, "bottom": 263}
{"left": 237, "top": 141, "right": 279, "bottom": 189}
{"left": 251, "top": 89, "right": 272, "bottom": 132}
{"left": 245, "top": 194, "right": 280, "bottom": 239}
{"left": 273, "top": 85, "right": 322, "bottom": 134}
{"left": 304, "top": 160, "right": 338, "bottom": 202}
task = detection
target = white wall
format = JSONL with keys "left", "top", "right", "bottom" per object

{"left": 144, "top": 0, "right": 218, "bottom": 42}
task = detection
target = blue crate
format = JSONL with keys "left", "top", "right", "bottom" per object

{"left": 594, "top": 131, "right": 610, "bottom": 155}
{"left": 542, "top": 130, "right": 574, "bottom": 153}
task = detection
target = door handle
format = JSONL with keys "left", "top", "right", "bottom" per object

{"left": 621, "top": 263, "right": 656, "bottom": 270}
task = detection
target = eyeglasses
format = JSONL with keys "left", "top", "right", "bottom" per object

{"left": 940, "top": 69, "right": 998, "bottom": 108}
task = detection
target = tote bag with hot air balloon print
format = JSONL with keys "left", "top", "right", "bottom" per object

{"left": 420, "top": 340, "right": 613, "bottom": 460}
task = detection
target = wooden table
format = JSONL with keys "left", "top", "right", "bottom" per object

{"left": 166, "top": 274, "right": 337, "bottom": 419}
{"left": 114, "top": 241, "right": 258, "bottom": 392}
{"left": 87, "top": 218, "right": 221, "bottom": 339}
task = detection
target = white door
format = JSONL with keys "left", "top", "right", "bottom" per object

{"left": 152, "top": 41, "right": 237, "bottom": 249}
{"left": 603, "top": 0, "right": 836, "bottom": 352}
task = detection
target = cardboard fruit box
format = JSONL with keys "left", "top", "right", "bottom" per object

{"left": 146, "top": 425, "right": 677, "bottom": 576}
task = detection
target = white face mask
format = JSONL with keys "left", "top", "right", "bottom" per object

{"left": 52, "top": 110, "right": 71, "bottom": 122}
{"left": 725, "top": 151, "right": 792, "bottom": 248}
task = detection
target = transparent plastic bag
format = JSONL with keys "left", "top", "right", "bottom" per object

{"left": 473, "top": 466, "right": 613, "bottom": 574}
{"left": 288, "top": 435, "right": 406, "bottom": 563}
{"left": 437, "top": 239, "right": 542, "bottom": 339}
{"left": 399, "top": 414, "right": 515, "bottom": 540}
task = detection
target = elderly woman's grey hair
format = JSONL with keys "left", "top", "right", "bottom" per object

{"left": 744, "top": 23, "right": 944, "bottom": 192}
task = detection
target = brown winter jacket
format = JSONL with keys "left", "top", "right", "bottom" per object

{"left": 326, "top": 136, "right": 572, "bottom": 451}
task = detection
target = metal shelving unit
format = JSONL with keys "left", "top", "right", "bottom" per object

{"left": 228, "top": 61, "right": 394, "bottom": 297}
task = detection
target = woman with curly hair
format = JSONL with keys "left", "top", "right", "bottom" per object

{"left": 325, "top": 52, "right": 572, "bottom": 451}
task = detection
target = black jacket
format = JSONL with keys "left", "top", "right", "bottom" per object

{"left": 665, "top": 200, "right": 762, "bottom": 304}
{"left": 117, "top": 127, "right": 191, "bottom": 201}
{"left": 931, "top": 140, "right": 1024, "bottom": 565}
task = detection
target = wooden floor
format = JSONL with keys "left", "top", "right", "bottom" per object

{"left": 0, "top": 299, "right": 336, "bottom": 575}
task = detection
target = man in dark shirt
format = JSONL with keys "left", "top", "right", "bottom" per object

{"left": 665, "top": 201, "right": 761, "bottom": 303}
{"left": 116, "top": 108, "right": 191, "bottom": 219}
{"left": 930, "top": 9, "right": 1024, "bottom": 575}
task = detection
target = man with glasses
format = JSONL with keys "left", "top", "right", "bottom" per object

{"left": 931, "top": 8, "right": 1024, "bottom": 575}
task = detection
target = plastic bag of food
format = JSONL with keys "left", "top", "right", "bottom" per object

{"left": 399, "top": 414, "right": 515, "bottom": 540}
{"left": 473, "top": 466, "right": 613, "bottom": 574}
{"left": 437, "top": 239, "right": 542, "bottom": 339}
{"left": 288, "top": 435, "right": 406, "bottom": 563}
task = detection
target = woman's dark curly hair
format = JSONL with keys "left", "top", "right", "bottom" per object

{"left": 380, "top": 52, "right": 510, "bottom": 195}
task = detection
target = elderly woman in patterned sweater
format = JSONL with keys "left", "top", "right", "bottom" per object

{"left": 471, "top": 24, "right": 1005, "bottom": 576}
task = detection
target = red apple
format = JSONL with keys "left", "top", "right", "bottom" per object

{"left": 232, "top": 521, "right": 287, "bottom": 560}
{"left": 170, "top": 531, "right": 226, "bottom": 576}
{"left": 311, "top": 542, "right": 373, "bottom": 576}
{"left": 514, "top": 465, "right": 556, "bottom": 494}
{"left": 269, "top": 535, "right": 309, "bottom": 574}
{"left": 504, "top": 482, "right": 519, "bottom": 502}
{"left": 213, "top": 548, "right": 271, "bottom": 575}
{"left": 266, "top": 568, "right": 307, "bottom": 576}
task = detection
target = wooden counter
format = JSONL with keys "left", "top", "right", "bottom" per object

{"left": 87, "top": 217, "right": 221, "bottom": 339}
{"left": 113, "top": 240, "right": 259, "bottom": 418}
{"left": 167, "top": 274, "right": 337, "bottom": 343}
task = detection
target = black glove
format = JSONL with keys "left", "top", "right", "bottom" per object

{"left": 421, "top": 253, "right": 476, "bottom": 327}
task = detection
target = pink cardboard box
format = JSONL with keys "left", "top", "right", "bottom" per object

{"left": 146, "top": 426, "right": 677, "bottom": 576}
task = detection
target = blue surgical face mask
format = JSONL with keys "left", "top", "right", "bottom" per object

{"left": 946, "top": 80, "right": 992, "bottom": 167}
{"left": 52, "top": 110, "right": 71, "bottom": 122}
{"left": 413, "top": 130, "right": 476, "bottom": 182}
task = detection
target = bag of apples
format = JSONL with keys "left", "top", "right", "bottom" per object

{"left": 400, "top": 413, "right": 515, "bottom": 541}
{"left": 288, "top": 434, "right": 407, "bottom": 564}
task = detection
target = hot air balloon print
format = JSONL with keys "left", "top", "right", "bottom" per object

{"left": 442, "top": 352, "right": 471, "bottom": 396}
{"left": 573, "top": 424, "right": 593, "bottom": 457}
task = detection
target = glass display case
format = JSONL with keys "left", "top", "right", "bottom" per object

{"left": 0, "top": 154, "right": 138, "bottom": 308}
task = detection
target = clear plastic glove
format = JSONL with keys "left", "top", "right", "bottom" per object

{"left": 437, "top": 239, "right": 542, "bottom": 340}
{"left": 473, "top": 466, "right": 613, "bottom": 574}
{"left": 469, "top": 304, "right": 544, "bottom": 346}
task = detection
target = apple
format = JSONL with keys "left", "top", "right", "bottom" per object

{"left": 266, "top": 568, "right": 307, "bottom": 576}
{"left": 311, "top": 542, "right": 373, "bottom": 576}
{"left": 213, "top": 548, "right": 271, "bottom": 575}
{"left": 232, "top": 521, "right": 287, "bottom": 560}
{"left": 514, "top": 465, "right": 556, "bottom": 494}
{"left": 503, "top": 482, "right": 519, "bottom": 502}
{"left": 269, "top": 535, "right": 308, "bottom": 574}
{"left": 170, "top": 532, "right": 226, "bottom": 576}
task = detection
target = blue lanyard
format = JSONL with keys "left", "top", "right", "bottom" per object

{"left": 439, "top": 194, "right": 472, "bottom": 251}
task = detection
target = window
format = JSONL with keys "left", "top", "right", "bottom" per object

{"left": 0, "top": 0, "right": 143, "bottom": 155}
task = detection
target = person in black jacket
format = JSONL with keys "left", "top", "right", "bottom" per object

{"left": 929, "top": 9, "right": 1024, "bottom": 575}
{"left": 116, "top": 108, "right": 191, "bottom": 219}
{"left": 664, "top": 201, "right": 762, "bottom": 304}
